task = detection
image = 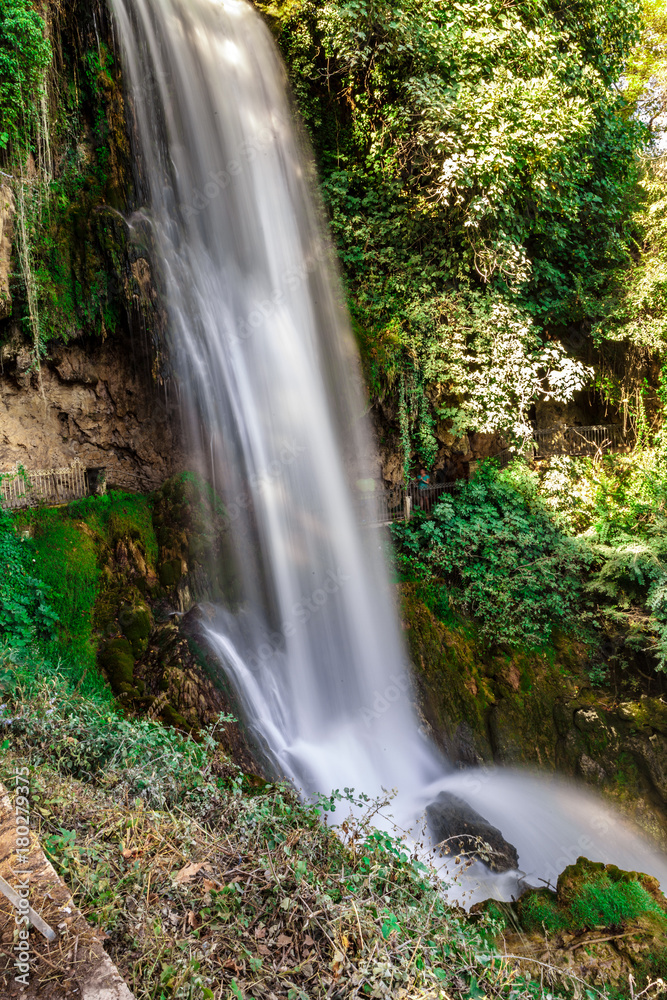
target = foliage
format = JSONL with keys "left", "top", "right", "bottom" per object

{"left": 534, "top": 447, "right": 667, "bottom": 672}
{"left": 263, "top": 0, "right": 643, "bottom": 463}
{"left": 0, "top": 0, "right": 51, "bottom": 152}
{"left": 0, "top": 651, "right": 226, "bottom": 809}
{"left": 0, "top": 506, "right": 59, "bottom": 650}
{"left": 0, "top": 658, "right": 598, "bottom": 1000}
{"left": 624, "top": 0, "right": 667, "bottom": 135}
{"left": 11, "top": 491, "right": 157, "bottom": 695}
{"left": 393, "top": 445, "right": 667, "bottom": 674}
{"left": 590, "top": 2, "right": 667, "bottom": 411}
{"left": 0, "top": 8, "right": 137, "bottom": 358}
{"left": 392, "top": 463, "right": 589, "bottom": 647}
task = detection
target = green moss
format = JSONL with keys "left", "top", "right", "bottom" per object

{"left": 99, "top": 637, "right": 134, "bottom": 693}
{"left": 13, "top": 491, "right": 157, "bottom": 697}
{"left": 569, "top": 875, "right": 661, "bottom": 928}
{"left": 159, "top": 559, "right": 182, "bottom": 589}
{"left": 518, "top": 891, "right": 568, "bottom": 934}
{"left": 119, "top": 600, "right": 152, "bottom": 658}
{"left": 15, "top": 508, "right": 101, "bottom": 691}
{"left": 160, "top": 703, "right": 192, "bottom": 732}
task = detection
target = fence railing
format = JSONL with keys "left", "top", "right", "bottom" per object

{"left": 355, "top": 481, "right": 458, "bottom": 526}
{"left": 0, "top": 460, "right": 107, "bottom": 510}
{"left": 485, "top": 423, "right": 627, "bottom": 469}
{"left": 1, "top": 423, "right": 628, "bottom": 517}
{"left": 359, "top": 423, "right": 628, "bottom": 526}
{"left": 532, "top": 423, "right": 626, "bottom": 457}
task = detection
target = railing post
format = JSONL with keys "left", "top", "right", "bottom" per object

{"left": 404, "top": 493, "right": 412, "bottom": 522}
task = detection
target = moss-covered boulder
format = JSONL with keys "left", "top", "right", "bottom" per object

{"left": 118, "top": 599, "right": 153, "bottom": 658}
{"left": 517, "top": 857, "right": 666, "bottom": 934}
{"left": 556, "top": 857, "right": 666, "bottom": 929}
{"left": 99, "top": 637, "right": 135, "bottom": 693}
{"left": 479, "top": 858, "right": 667, "bottom": 989}
{"left": 152, "top": 473, "right": 241, "bottom": 611}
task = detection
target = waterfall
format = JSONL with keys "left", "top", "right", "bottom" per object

{"left": 109, "top": 0, "right": 667, "bottom": 898}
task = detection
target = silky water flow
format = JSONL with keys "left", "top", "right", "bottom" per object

{"left": 109, "top": 0, "right": 667, "bottom": 901}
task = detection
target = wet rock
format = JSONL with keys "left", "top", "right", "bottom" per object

{"left": 426, "top": 791, "right": 519, "bottom": 872}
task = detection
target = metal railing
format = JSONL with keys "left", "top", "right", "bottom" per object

{"left": 357, "top": 423, "right": 629, "bottom": 526}
{"left": 355, "top": 481, "right": 458, "bottom": 526}
{"left": 531, "top": 423, "right": 626, "bottom": 458}
{"left": 485, "top": 423, "right": 627, "bottom": 468}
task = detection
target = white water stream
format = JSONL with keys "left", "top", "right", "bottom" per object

{"left": 109, "top": 0, "right": 667, "bottom": 899}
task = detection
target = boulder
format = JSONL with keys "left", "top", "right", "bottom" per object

{"left": 426, "top": 791, "right": 519, "bottom": 873}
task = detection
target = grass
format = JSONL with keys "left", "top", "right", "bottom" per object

{"left": 569, "top": 877, "right": 664, "bottom": 930}
{"left": 11, "top": 491, "right": 157, "bottom": 698}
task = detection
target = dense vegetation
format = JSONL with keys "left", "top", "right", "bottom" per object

{"left": 4, "top": 0, "right": 667, "bottom": 996}
{"left": 0, "top": 0, "right": 142, "bottom": 380}
{"left": 393, "top": 444, "right": 667, "bottom": 687}
{"left": 0, "top": 0, "right": 51, "bottom": 151}
{"left": 259, "top": 0, "right": 667, "bottom": 469}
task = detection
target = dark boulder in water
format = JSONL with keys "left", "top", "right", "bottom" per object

{"left": 426, "top": 792, "right": 519, "bottom": 873}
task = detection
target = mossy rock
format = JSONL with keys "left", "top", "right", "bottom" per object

{"left": 160, "top": 702, "right": 193, "bottom": 732}
{"left": 99, "top": 638, "right": 135, "bottom": 693}
{"left": 516, "top": 857, "right": 667, "bottom": 937}
{"left": 118, "top": 600, "right": 153, "bottom": 657}
{"left": 516, "top": 888, "right": 568, "bottom": 933}
{"left": 557, "top": 857, "right": 666, "bottom": 929}
{"left": 158, "top": 558, "right": 183, "bottom": 589}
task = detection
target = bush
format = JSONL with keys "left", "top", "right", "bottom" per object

{"left": 392, "top": 463, "right": 589, "bottom": 647}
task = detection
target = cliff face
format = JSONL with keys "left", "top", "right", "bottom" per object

{"left": 0, "top": 0, "right": 181, "bottom": 485}
{"left": 0, "top": 328, "right": 181, "bottom": 487}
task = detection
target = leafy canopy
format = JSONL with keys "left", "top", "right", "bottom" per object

{"left": 265, "top": 0, "right": 643, "bottom": 463}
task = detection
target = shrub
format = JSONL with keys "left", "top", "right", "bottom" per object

{"left": 392, "top": 463, "right": 589, "bottom": 647}
{"left": 0, "top": 507, "right": 59, "bottom": 650}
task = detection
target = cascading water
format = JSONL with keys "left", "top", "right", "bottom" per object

{"left": 109, "top": 0, "right": 667, "bottom": 898}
